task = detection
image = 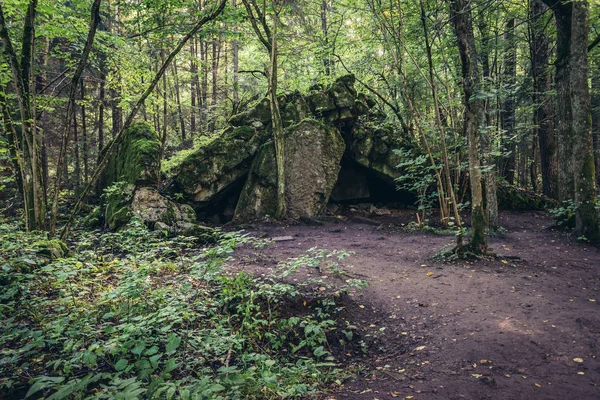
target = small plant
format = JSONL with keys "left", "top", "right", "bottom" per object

{"left": 394, "top": 148, "right": 438, "bottom": 225}
{"left": 549, "top": 199, "right": 576, "bottom": 229}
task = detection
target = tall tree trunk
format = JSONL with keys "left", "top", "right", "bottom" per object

{"left": 321, "top": 0, "right": 331, "bottom": 76}
{"left": 73, "top": 107, "right": 81, "bottom": 192}
{"left": 232, "top": 0, "right": 240, "bottom": 110}
{"left": 569, "top": 1, "right": 598, "bottom": 241}
{"left": 160, "top": 49, "right": 168, "bottom": 153}
{"left": 450, "top": 0, "right": 487, "bottom": 254}
{"left": 38, "top": 36, "right": 49, "bottom": 197}
{"left": 547, "top": 0, "right": 575, "bottom": 201}
{"left": 475, "top": 8, "right": 499, "bottom": 229}
{"left": 592, "top": 67, "right": 600, "bottom": 186}
{"left": 531, "top": 0, "right": 557, "bottom": 198}
{"left": 80, "top": 80, "right": 89, "bottom": 183}
{"left": 419, "top": 0, "right": 462, "bottom": 242}
{"left": 190, "top": 42, "right": 197, "bottom": 136}
{"left": 172, "top": 58, "right": 187, "bottom": 145}
{"left": 270, "top": 10, "right": 285, "bottom": 219}
{"left": 201, "top": 40, "right": 208, "bottom": 129}
{"left": 49, "top": 0, "right": 101, "bottom": 234}
{"left": 0, "top": 0, "right": 46, "bottom": 231}
{"left": 500, "top": 18, "right": 517, "bottom": 184}
{"left": 97, "top": 71, "right": 106, "bottom": 166}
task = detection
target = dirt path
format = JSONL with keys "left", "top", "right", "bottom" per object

{"left": 228, "top": 211, "right": 600, "bottom": 400}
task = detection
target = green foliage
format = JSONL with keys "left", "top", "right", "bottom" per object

{"left": 393, "top": 148, "right": 438, "bottom": 219}
{"left": 549, "top": 199, "right": 577, "bottom": 229}
{"left": 0, "top": 219, "right": 356, "bottom": 399}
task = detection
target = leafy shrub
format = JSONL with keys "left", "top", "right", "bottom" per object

{"left": 0, "top": 220, "right": 356, "bottom": 399}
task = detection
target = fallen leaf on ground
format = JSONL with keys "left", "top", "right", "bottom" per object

{"left": 415, "top": 346, "right": 426, "bottom": 351}
{"left": 573, "top": 358, "right": 584, "bottom": 363}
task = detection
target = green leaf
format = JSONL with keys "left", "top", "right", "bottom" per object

{"left": 25, "top": 376, "right": 65, "bottom": 398}
{"left": 165, "top": 334, "right": 181, "bottom": 353}
{"left": 114, "top": 359, "right": 129, "bottom": 371}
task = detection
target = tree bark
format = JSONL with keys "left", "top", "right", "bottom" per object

{"left": 569, "top": 1, "right": 599, "bottom": 241}
{"left": 450, "top": 0, "right": 488, "bottom": 254}
{"left": 172, "top": 58, "right": 187, "bottom": 145}
{"left": 80, "top": 80, "right": 89, "bottom": 183}
{"left": 500, "top": 18, "right": 517, "bottom": 185}
{"left": 232, "top": 0, "right": 240, "bottom": 110}
{"left": 190, "top": 42, "right": 197, "bottom": 136}
{"left": 49, "top": 0, "right": 101, "bottom": 234}
{"left": 544, "top": 0, "right": 574, "bottom": 201}
{"left": 530, "top": 0, "right": 557, "bottom": 198}
{"left": 419, "top": 0, "right": 462, "bottom": 241}
{"left": 0, "top": 0, "right": 46, "bottom": 231}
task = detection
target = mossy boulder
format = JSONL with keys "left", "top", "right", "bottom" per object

{"left": 98, "top": 123, "right": 161, "bottom": 194}
{"left": 235, "top": 119, "right": 345, "bottom": 220}
{"left": 496, "top": 182, "right": 556, "bottom": 210}
{"left": 229, "top": 97, "right": 272, "bottom": 128}
{"left": 130, "top": 187, "right": 197, "bottom": 227}
{"left": 169, "top": 126, "right": 271, "bottom": 205}
{"left": 345, "top": 124, "right": 408, "bottom": 181}
{"left": 33, "top": 239, "right": 68, "bottom": 260}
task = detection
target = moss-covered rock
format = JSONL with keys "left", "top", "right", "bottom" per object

{"left": 235, "top": 119, "right": 345, "bottom": 221}
{"left": 130, "top": 187, "right": 197, "bottom": 227}
{"left": 163, "top": 74, "right": 412, "bottom": 221}
{"left": 345, "top": 123, "right": 409, "bottom": 181}
{"left": 102, "top": 182, "right": 135, "bottom": 230}
{"left": 496, "top": 182, "right": 556, "bottom": 210}
{"left": 33, "top": 239, "right": 68, "bottom": 260}
{"left": 98, "top": 123, "right": 161, "bottom": 194}
{"left": 229, "top": 98, "right": 272, "bottom": 127}
{"left": 169, "top": 126, "right": 271, "bottom": 205}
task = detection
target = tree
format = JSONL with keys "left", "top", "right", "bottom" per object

{"left": 542, "top": 0, "right": 599, "bottom": 241}
{"left": 0, "top": 0, "right": 46, "bottom": 231}
{"left": 450, "top": 0, "right": 488, "bottom": 254}
{"left": 241, "top": 0, "right": 286, "bottom": 219}
{"left": 529, "top": 0, "right": 557, "bottom": 199}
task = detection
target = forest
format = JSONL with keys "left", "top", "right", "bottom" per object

{"left": 0, "top": 0, "right": 599, "bottom": 398}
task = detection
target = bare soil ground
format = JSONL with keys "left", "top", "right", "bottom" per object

{"left": 227, "top": 210, "right": 600, "bottom": 400}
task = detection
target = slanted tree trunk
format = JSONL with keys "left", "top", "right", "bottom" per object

{"left": 61, "top": 0, "right": 227, "bottom": 239}
{"left": 49, "top": 0, "right": 101, "bottom": 234}
{"left": 450, "top": 0, "right": 488, "bottom": 254}
{"left": 419, "top": 0, "right": 463, "bottom": 244}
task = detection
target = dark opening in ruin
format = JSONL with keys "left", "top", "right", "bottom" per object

{"left": 195, "top": 176, "right": 247, "bottom": 223}
{"left": 330, "top": 158, "right": 416, "bottom": 208}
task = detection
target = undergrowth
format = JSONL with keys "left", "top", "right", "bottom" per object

{"left": 0, "top": 218, "right": 359, "bottom": 399}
